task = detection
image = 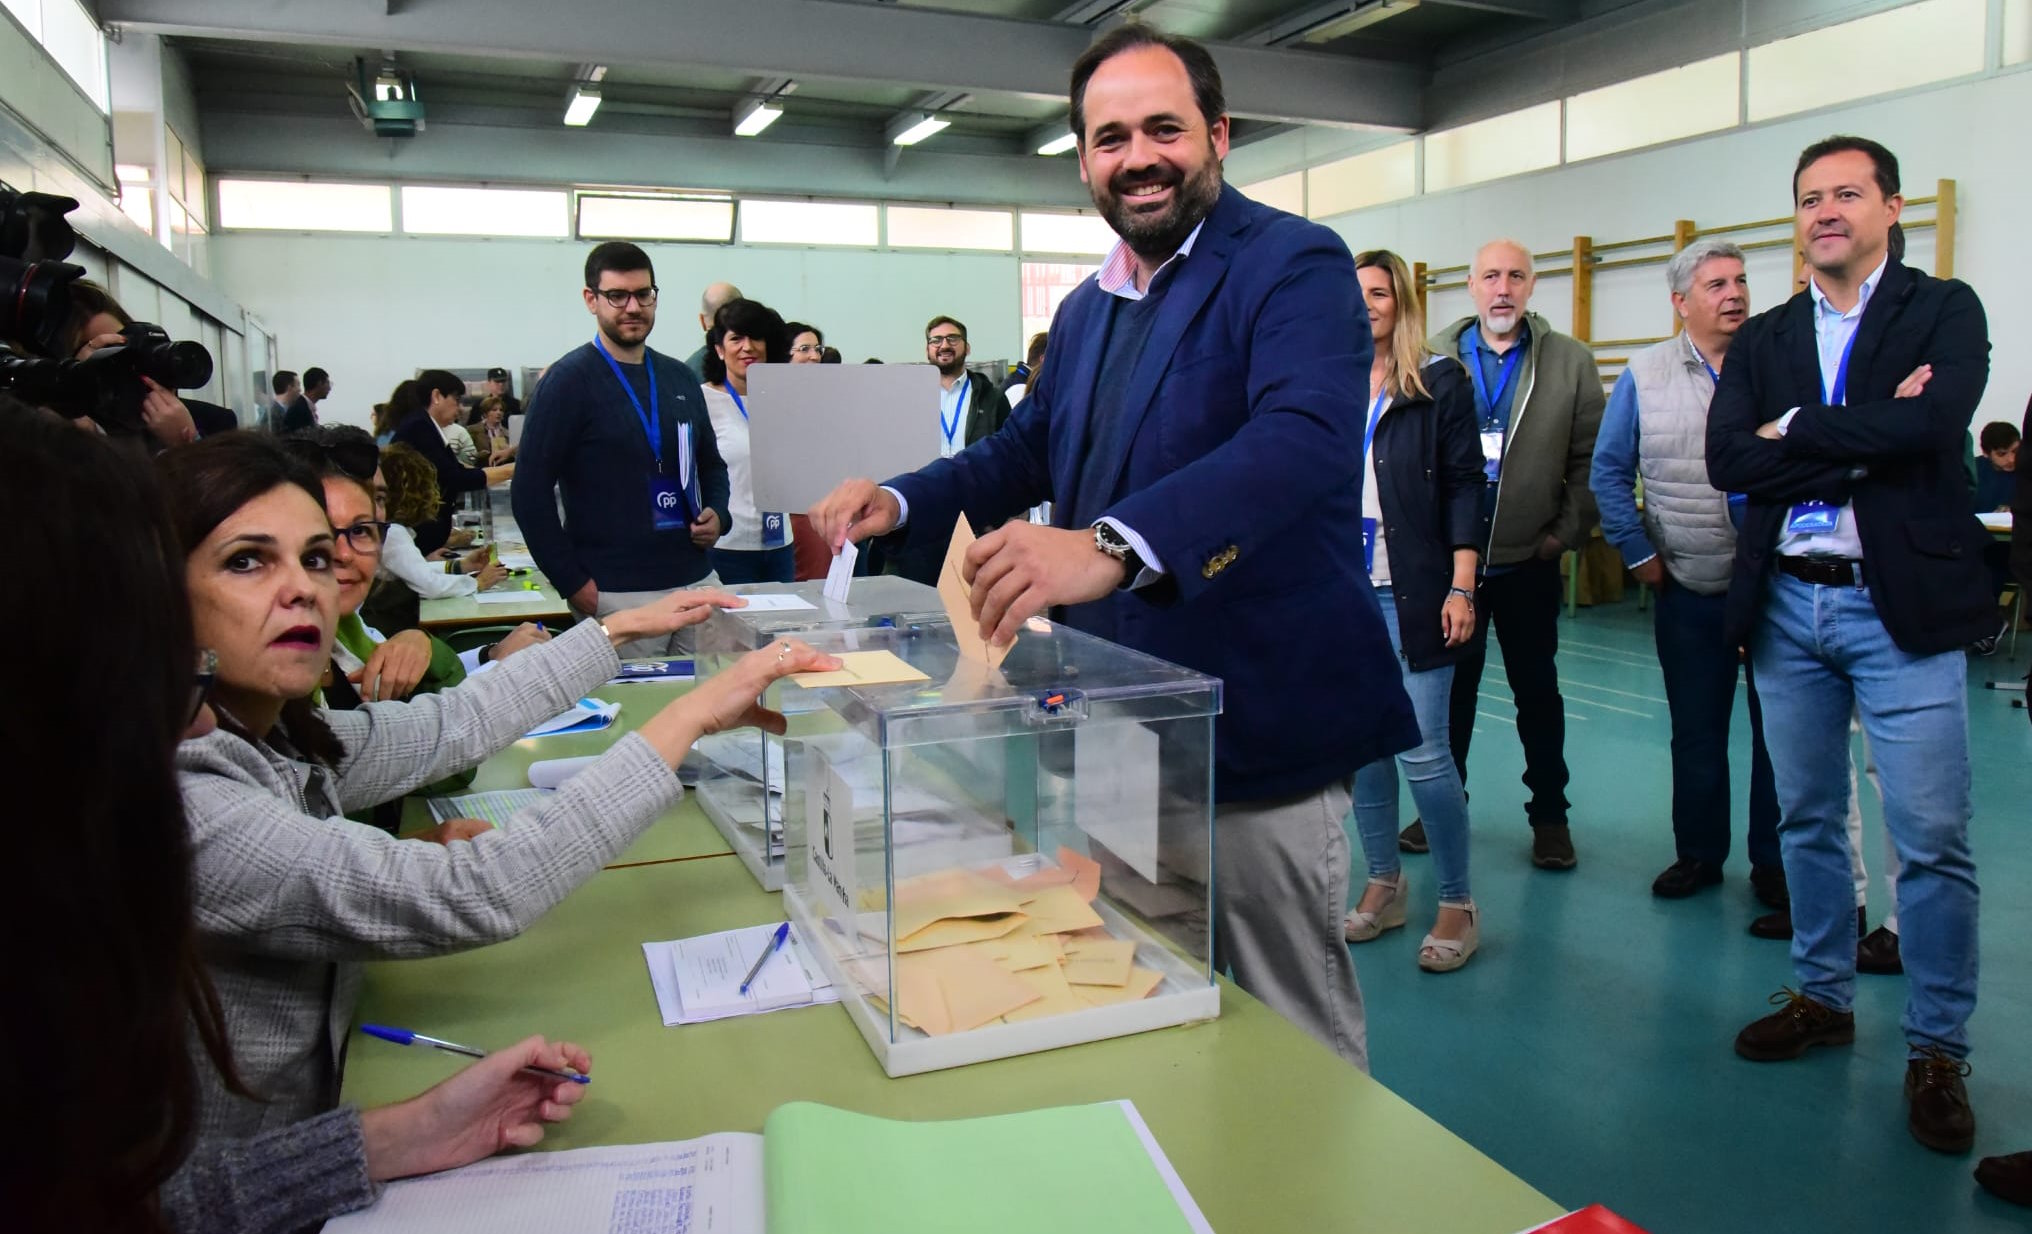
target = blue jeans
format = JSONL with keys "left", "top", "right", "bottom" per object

{"left": 1352, "top": 587, "right": 1472, "bottom": 903}
{"left": 1750, "top": 572, "right": 1978, "bottom": 1057}
{"left": 1653, "top": 579, "right": 1781, "bottom": 870}
{"left": 710, "top": 545, "right": 795, "bottom": 585}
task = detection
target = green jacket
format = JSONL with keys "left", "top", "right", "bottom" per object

{"left": 328, "top": 614, "right": 476, "bottom": 796}
{"left": 1430, "top": 311, "right": 1606, "bottom": 567}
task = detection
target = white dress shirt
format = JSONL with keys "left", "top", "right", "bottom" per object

{"left": 1774, "top": 255, "right": 1886, "bottom": 558}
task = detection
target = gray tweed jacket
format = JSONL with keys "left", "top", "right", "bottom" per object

{"left": 175, "top": 618, "right": 682, "bottom": 1141}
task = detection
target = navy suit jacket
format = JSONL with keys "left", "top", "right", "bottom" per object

{"left": 1706, "top": 259, "right": 1993, "bottom": 654}
{"left": 887, "top": 188, "right": 1417, "bottom": 803}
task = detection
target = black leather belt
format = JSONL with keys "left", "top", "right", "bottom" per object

{"left": 1775, "top": 555, "right": 1861, "bottom": 586}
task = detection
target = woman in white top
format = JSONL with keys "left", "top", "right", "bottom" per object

{"left": 701, "top": 298, "right": 795, "bottom": 585}
{"left": 378, "top": 442, "right": 507, "bottom": 600}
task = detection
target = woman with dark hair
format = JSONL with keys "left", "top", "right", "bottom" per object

{"left": 785, "top": 321, "right": 824, "bottom": 363}
{"left": 372, "top": 379, "right": 420, "bottom": 445}
{"left": 702, "top": 298, "right": 795, "bottom": 584}
{"left": 1340, "top": 249, "right": 1487, "bottom": 973}
{"left": 374, "top": 440, "right": 507, "bottom": 619}
{"left": 0, "top": 397, "right": 599, "bottom": 1234}
{"left": 57, "top": 278, "right": 202, "bottom": 448}
{"left": 160, "top": 432, "right": 836, "bottom": 1141}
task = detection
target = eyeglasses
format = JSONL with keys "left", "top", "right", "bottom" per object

{"left": 190, "top": 649, "right": 217, "bottom": 726}
{"left": 790, "top": 343, "right": 824, "bottom": 356}
{"left": 596, "top": 287, "right": 659, "bottom": 308}
{"left": 926, "top": 333, "right": 965, "bottom": 347}
{"left": 334, "top": 520, "right": 392, "bottom": 555}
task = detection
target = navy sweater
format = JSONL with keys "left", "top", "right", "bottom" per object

{"left": 510, "top": 341, "right": 730, "bottom": 598}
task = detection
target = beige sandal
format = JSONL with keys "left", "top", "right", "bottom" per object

{"left": 1343, "top": 870, "right": 1409, "bottom": 942}
{"left": 1418, "top": 900, "right": 1480, "bottom": 972}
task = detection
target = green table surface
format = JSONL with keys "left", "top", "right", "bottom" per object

{"left": 342, "top": 855, "right": 1560, "bottom": 1234}
{"left": 401, "top": 680, "right": 734, "bottom": 868}
{"left": 418, "top": 571, "right": 573, "bottom": 631}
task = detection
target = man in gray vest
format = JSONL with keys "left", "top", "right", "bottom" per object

{"left": 1590, "top": 238, "right": 1784, "bottom": 908}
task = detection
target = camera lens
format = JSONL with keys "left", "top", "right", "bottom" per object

{"left": 0, "top": 256, "right": 80, "bottom": 358}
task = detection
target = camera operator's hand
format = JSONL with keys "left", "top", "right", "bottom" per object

{"left": 74, "top": 331, "right": 126, "bottom": 361}
{"left": 138, "top": 377, "right": 197, "bottom": 448}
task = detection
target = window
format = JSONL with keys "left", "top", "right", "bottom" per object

{"left": 738, "top": 198, "right": 880, "bottom": 246}
{"left": 12, "top": 0, "right": 108, "bottom": 110}
{"left": 1019, "top": 262, "right": 1100, "bottom": 353}
{"left": 1565, "top": 54, "right": 1740, "bottom": 162}
{"left": 216, "top": 179, "right": 395, "bottom": 233}
{"left": 116, "top": 163, "right": 154, "bottom": 238}
{"left": 1239, "top": 171, "right": 1304, "bottom": 216}
{"left": 1305, "top": 142, "right": 1417, "bottom": 218}
{"left": 2003, "top": 0, "right": 2030, "bottom": 66}
{"left": 164, "top": 126, "right": 207, "bottom": 231}
{"left": 400, "top": 186, "right": 570, "bottom": 237}
{"left": 1018, "top": 211, "right": 1116, "bottom": 256}
{"left": 886, "top": 204, "right": 1015, "bottom": 251}
{"left": 1424, "top": 102, "right": 1561, "bottom": 192}
{"left": 1747, "top": 0, "right": 1985, "bottom": 122}
{"left": 2, "top": 0, "right": 39, "bottom": 38}
{"left": 576, "top": 193, "right": 735, "bottom": 242}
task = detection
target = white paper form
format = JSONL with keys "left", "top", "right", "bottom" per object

{"left": 323, "top": 1135, "right": 765, "bottom": 1234}
{"left": 643, "top": 922, "right": 837, "bottom": 1026}
{"left": 822, "top": 540, "right": 858, "bottom": 602}
{"left": 732, "top": 592, "right": 820, "bottom": 612}
{"left": 426, "top": 788, "right": 548, "bottom": 827}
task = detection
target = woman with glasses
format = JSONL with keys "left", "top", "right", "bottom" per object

{"left": 702, "top": 298, "right": 795, "bottom": 584}
{"left": 786, "top": 322, "right": 826, "bottom": 364}
{"left": 375, "top": 442, "right": 508, "bottom": 612}
{"left": 157, "top": 430, "right": 837, "bottom": 1144}
{"left": 2, "top": 399, "right": 606, "bottom": 1234}
{"left": 1340, "top": 249, "right": 1488, "bottom": 973}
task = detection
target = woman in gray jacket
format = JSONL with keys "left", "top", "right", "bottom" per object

{"left": 159, "top": 433, "right": 836, "bottom": 1145}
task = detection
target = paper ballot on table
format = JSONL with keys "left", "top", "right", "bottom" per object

{"left": 524, "top": 698, "right": 620, "bottom": 737}
{"left": 642, "top": 922, "right": 837, "bottom": 1026}
{"left": 940, "top": 513, "right": 1014, "bottom": 668}
{"left": 823, "top": 539, "right": 859, "bottom": 602}
{"left": 735, "top": 592, "right": 820, "bottom": 612}
{"left": 789, "top": 650, "right": 929, "bottom": 689}
{"left": 425, "top": 788, "right": 547, "bottom": 827}
{"left": 328, "top": 1100, "right": 1210, "bottom": 1234}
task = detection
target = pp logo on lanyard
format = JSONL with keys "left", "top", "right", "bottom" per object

{"left": 728, "top": 385, "right": 788, "bottom": 546}
{"left": 1785, "top": 329, "right": 1861, "bottom": 537}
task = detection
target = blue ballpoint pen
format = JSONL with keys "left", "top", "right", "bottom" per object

{"left": 738, "top": 922, "right": 792, "bottom": 995}
{"left": 360, "top": 1024, "right": 591, "bottom": 1084}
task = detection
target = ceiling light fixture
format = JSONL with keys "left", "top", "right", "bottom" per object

{"left": 889, "top": 113, "right": 950, "bottom": 147}
{"left": 1035, "top": 131, "right": 1078, "bottom": 156}
{"left": 734, "top": 99, "right": 783, "bottom": 137}
{"left": 564, "top": 85, "right": 602, "bottom": 127}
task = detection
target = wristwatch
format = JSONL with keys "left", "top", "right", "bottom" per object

{"left": 1093, "top": 523, "right": 1145, "bottom": 583}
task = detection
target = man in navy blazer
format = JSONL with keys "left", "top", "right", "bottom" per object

{"left": 1707, "top": 136, "right": 1990, "bottom": 1155}
{"left": 811, "top": 25, "right": 1415, "bottom": 1069}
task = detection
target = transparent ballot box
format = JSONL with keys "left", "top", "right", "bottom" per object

{"left": 693, "top": 578, "right": 947, "bottom": 890}
{"left": 778, "top": 619, "right": 1222, "bottom": 1076}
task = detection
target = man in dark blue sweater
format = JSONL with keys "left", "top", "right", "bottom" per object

{"left": 511, "top": 242, "right": 731, "bottom": 655}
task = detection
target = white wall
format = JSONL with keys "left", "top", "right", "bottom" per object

{"left": 1316, "top": 68, "right": 2032, "bottom": 433}
{"left": 209, "top": 234, "right": 1025, "bottom": 428}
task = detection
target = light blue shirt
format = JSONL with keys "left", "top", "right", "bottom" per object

{"left": 1589, "top": 368, "right": 1656, "bottom": 570}
{"left": 1775, "top": 255, "right": 1886, "bottom": 558}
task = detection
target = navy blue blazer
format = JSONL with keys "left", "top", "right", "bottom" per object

{"left": 1706, "top": 259, "right": 1993, "bottom": 654}
{"left": 887, "top": 188, "right": 1417, "bottom": 803}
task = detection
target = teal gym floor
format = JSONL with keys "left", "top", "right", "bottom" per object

{"left": 1349, "top": 598, "right": 2031, "bottom": 1233}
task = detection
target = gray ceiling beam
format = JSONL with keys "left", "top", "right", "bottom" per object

{"left": 1417, "top": 0, "right": 1578, "bottom": 20}
{"left": 98, "top": 0, "right": 1424, "bottom": 129}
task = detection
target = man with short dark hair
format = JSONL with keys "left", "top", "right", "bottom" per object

{"left": 1709, "top": 134, "right": 1991, "bottom": 1154}
{"left": 265, "top": 371, "right": 299, "bottom": 434}
{"left": 810, "top": 23, "right": 1415, "bottom": 1068}
{"left": 484, "top": 367, "right": 523, "bottom": 419}
{"left": 925, "top": 316, "right": 1012, "bottom": 461}
{"left": 513, "top": 242, "right": 730, "bottom": 655}
{"left": 283, "top": 367, "right": 329, "bottom": 433}
{"left": 391, "top": 369, "right": 514, "bottom": 554}
{"left": 1974, "top": 420, "right": 2018, "bottom": 512}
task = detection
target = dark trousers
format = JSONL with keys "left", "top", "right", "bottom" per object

{"left": 1653, "top": 578, "right": 1782, "bottom": 870}
{"left": 1447, "top": 555, "right": 1570, "bottom": 826}
{"left": 710, "top": 545, "right": 795, "bottom": 585}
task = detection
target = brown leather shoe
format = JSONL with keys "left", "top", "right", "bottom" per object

{"left": 1747, "top": 908, "right": 1792, "bottom": 940}
{"left": 1857, "top": 925, "right": 1903, "bottom": 975}
{"left": 1734, "top": 989, "right": 1854, "bottom": 1061}
{"left": 1398, "top": 819, "right": 1429, "bottom": 853}
{"left": 1531, "top": 823, "right": 1577, "bottom": 870}
{"left": 1749, "top": 863, "right": 1790, "bottom": 910}
{"left": 1906, "top": 1049, "right": 1975, "bottom": 1153}
{"left": 1975, "top": 1151, "right": 2032, "bottom": 1206}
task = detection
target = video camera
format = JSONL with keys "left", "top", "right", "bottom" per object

{"left": 1, "top": 186, "right": 213, "bottom": 432}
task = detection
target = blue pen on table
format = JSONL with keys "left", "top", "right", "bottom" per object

{"left": 738, "top": 922, "right": 793, "bottom": 995}
{"left": 360, "top": 1024, "right": 591, "bottom": 1084}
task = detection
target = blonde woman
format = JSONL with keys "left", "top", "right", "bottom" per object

{"left": 1341, "top": 249, "right": 1489, "bottom": 972}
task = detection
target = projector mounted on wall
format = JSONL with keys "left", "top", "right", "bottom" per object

{"left": 347, "top": 58, "right": 426, "bottom": 138}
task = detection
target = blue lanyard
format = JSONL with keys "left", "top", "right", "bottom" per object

{"left": 728, "top": 383, "right": 748, "bottom": 421}
{"left": 595, "top": 334, "right": 660, "bottom": 465}
{"left": 1463, "top": 330, "right": 1524, "bottom": 423}
{"left": 1364, "top": 388, "right": 1389, "bottom": 458}
{"left": 941, "top": 376, "right": 967, "bottom": 449}
{"left": 1688, "top": 337, "right": 1720, "bottom": 386}
{"left": 1825, "top": 328, "right": 1860, "bottom": 406}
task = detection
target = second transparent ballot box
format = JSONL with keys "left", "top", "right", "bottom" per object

{"left": 692, "top": 578, "right": 947, "bottom": 890}
{"left": 776, "top": 618, "right": 1222, "bottom": 1076}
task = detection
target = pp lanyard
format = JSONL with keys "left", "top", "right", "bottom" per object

{"left": 1824, "top": 328, "right": 1860, "bottom": 406}
{"left": 1464, "top": 331, "right": 1524, "bottom": 424}
{"left": 940, "top": 378, "right": 967, "bottom": 451}
{"left": 1364, "top": 388, "right": 1389, "bottom": 458}
{"left": 595, "top": 334, "right": 659, "bottom": 466}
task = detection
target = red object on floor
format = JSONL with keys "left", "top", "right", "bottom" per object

{"left": 1530, "top": 1205, "right": 1651, "bottom": 1233}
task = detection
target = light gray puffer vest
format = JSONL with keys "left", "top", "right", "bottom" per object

{"left": 1629, "top": 336, "right": 1735, "bottom": 594}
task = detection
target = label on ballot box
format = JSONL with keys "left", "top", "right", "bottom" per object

{"left": 804, "top": 748, "right": 858, "bottom": 934}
